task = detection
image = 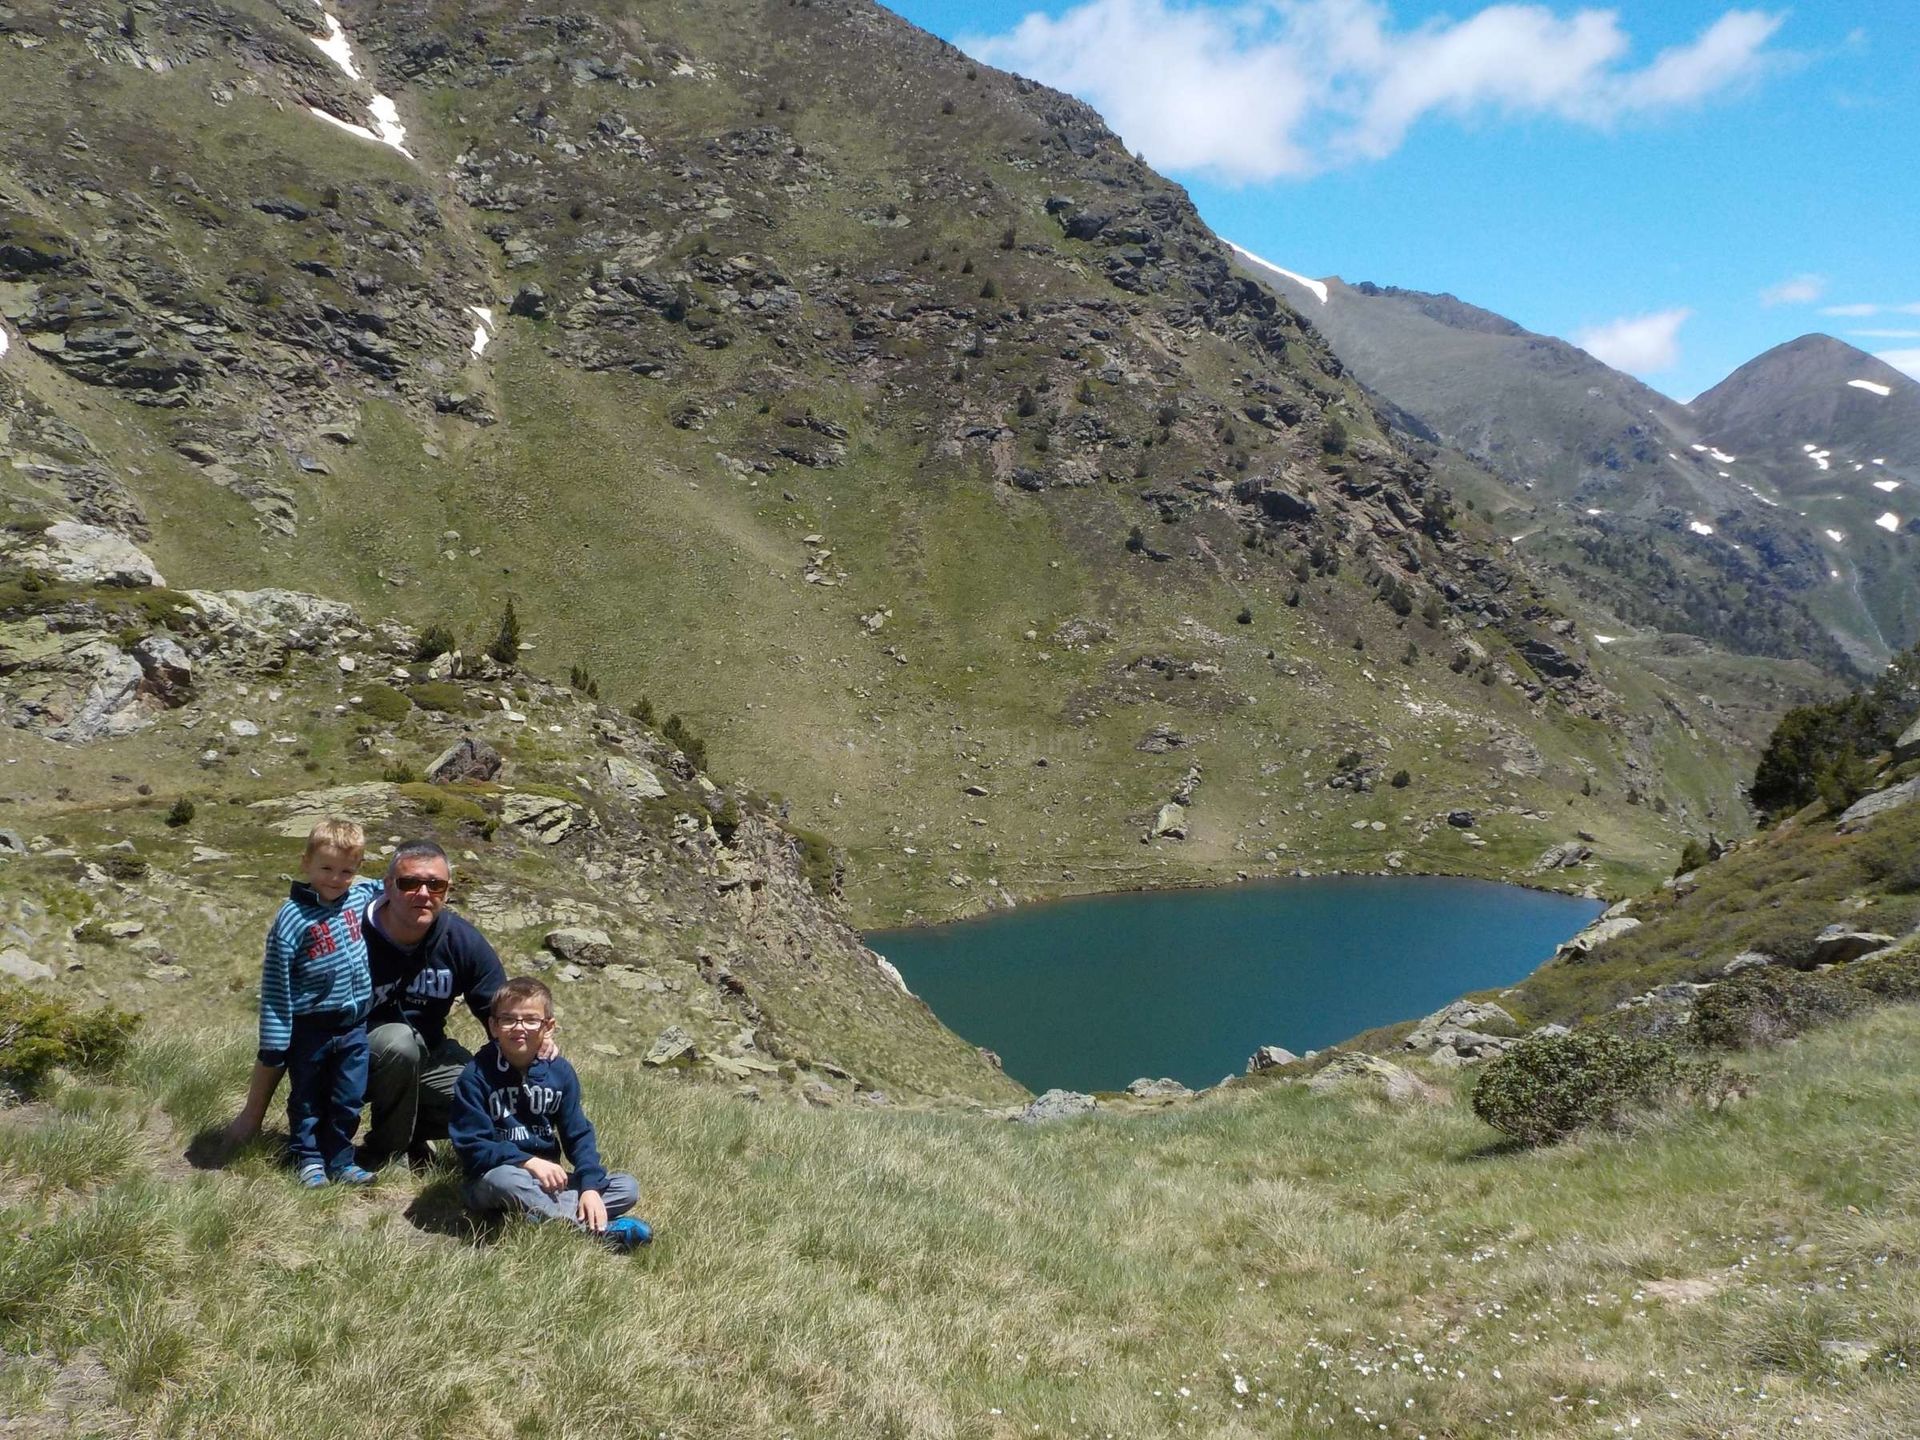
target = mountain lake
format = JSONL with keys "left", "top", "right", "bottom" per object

{"left": 868, "top": 876, "right": 1606, "bottom": 1093}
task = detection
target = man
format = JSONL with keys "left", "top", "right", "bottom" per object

{"left": 357, "top": 839, "right": 508, "bottom": 1168}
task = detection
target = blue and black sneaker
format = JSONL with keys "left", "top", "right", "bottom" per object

{"left": 603, "top": 1216, "right": 653, "bottom": 1251}
{"left": 330, "top": 1164, "right": 377, "bottom": 1187}
{"left": 296, "top": 1162, "right": 328, "bottom": 1189}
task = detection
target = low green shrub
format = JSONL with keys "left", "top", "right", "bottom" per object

{"left": 358, "top": 684, "right": 412, "bottom": 723}
{"left": 413, "top": 624, "right": 456, "bottom": 663}
{"left": 0, "top": 987, "right": 141, "bottom": 1098}
{"left": 1471, "top": 1031, "right": 1722, "bottom": 1145}
{"left": 1691, "top": 967, "right": 1865, "bottom": 1050}
{"left": 408, "top": 681, "right": 471, "bottom": 714}
{"left": 164, "top": 798, "right": 195, "bottom": 828}
{"left": 1845, "top": 950, "right": 1920, "bottom": 1003}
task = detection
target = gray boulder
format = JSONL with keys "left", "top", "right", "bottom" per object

{"left": 642, "top": 1026, "right": 698, "bottom": 1066}
{"left": 604, "top": 755, "right": 666, "bottom": 799}
{"left": 543, "top": 927, "right": 614, "bottom": 967}
{"left": 1555, "top": 915, "right": 1642, "bottom": 962}
{"left": 1446, "top": 810, "right": 1476, "bottom": 829}
{"left": 1837, "top": 777, "right": 1920, "bottom": 833}
{"left": 0, "top": 947, "right": 53, "bottom": 983}
{"left": 1812, "top": 926, "right": 1896, "bottom": 967}
{"left": 132, "top": 633, "right": 193, "bottom": 704}
{"left": 1015, "top": 1088, "right": 1098, "bottom": 1123}
{"left": 1897, "top": 716, "right": 1920, "bottom": 765}
{"left": 1529, "top": 841, "right": 1592, "bottom": 873}
{"left": 1405, "top": 1000, "right": 1516, "bottom": 1052}
{"left": 428, "top": 738, "right": 503, "bottom": 784}
{"left": 19, "top": 521, "right": 166, "bottom": 587}
{"left": 1307, "top": 1053, "right": 1441, "bottom": 1106}
{"left": 1245, "top": 1044, "right": 1299, "bottom": 1073}
{"left": 1125, "top": 1077, "right": 1194, "bottom": 1099}
{"left": 1722, "top": 951, "right": 1774, "bottom": 976}
{"left": 1152, "top": 802, "right": 1188, "bottom": 839}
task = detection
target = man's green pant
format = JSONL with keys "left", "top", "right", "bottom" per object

{"left": 361, "top": 1023, "right": 472, "bottom": 1164}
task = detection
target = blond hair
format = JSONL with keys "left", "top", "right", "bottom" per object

{"left": 304, "top": 816, "right": 366, "bottom": 858}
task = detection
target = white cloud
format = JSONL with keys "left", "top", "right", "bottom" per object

{"left": 1822, "top": 302, "right": 1920, "bottom": 317}
{"left": 1760, "top": 273, "right": 1824, "bottom": 306}
{"left": 1852, "top": 329, "right": 1920, "bottom": 340}
{"left": 963, "top": 1, "right": 1785, "bottom": 181}
{"left": 1574, "top": 307, "right": 1691, "bottom": 375}
{"left": 1876, "top": 348, "right": 1920, "bottom": 382}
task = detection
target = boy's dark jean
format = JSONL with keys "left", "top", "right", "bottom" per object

{"left": 286, "top": 1012, "right": 369, "bottom": 1175}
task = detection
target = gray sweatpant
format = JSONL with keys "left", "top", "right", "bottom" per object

{"left": 462, "top": 1165, "right": 640, "bottom": 1229}
{"left": 362, "top": 1023, "right": 470, "bottom": 1164}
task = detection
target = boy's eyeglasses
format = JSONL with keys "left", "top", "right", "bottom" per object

{"left": 395, "top": 874, "right": 450, "bottom": 895}
{"left": 496, "top": 1015, "right": 551, "bottom": 1030}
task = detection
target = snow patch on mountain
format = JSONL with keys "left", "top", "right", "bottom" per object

{"left": 304, "top": 6, "right": 410, "bottom": 156}
{"left": 1874, "top": 480, "right": 1900, "bottom": 492}
{"left": 1226, "top": 242, "right": 1327, "bottom": 304}
{"left": 1875, "top": 512, "right": 1901, "bottom": 532}
{"left": 469, "top": 306, "right": 496, "bottom": 357}
{"left": 1848, "top": 379, "right": 1893, "bottom": 397}
{"left": 1688, "top": 520, "right": 1714, "bottom": 536}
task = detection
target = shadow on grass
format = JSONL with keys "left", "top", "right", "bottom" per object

{"left": 184, "top": 1124, "right": 287, "bottom": 1171}
{"left": 1455, "top": 1134, "right": 1534, "bottom": 1162}
{"left": 404, "top": 1173, "right": 503, "bottom": 1245}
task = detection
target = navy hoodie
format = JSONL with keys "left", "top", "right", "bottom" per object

{"left": 448, "top": 1042, "right": 608, "bottom": 1196}
{"left": 362, "top": 897, "right": 505, "bottom": 1048}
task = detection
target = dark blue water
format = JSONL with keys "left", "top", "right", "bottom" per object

{"left": 868, "top": 876, "right": 1602, "bottom": 1092}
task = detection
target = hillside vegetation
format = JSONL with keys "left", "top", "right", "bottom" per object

{"left": 5, "top": 998, "right": 1920, "bottom": 1438}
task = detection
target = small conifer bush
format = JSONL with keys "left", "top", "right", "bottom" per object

{"left": 0, "top": 987, "right": 140, "bottom": 1098}
{"left": 1472, "top": 1031, "right": 1721, "bottom": 1145}
{"left": 1692, "top": 967, "right": 1864, "bottom": 1050}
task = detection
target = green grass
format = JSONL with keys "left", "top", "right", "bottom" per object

{"left": 8, "top": 1010, "right": 1920, "bottom": 1435}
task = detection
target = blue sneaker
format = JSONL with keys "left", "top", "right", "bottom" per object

{"left": 330, "top": 1164, "right": 377, "bottom": 1187}
{"left": 296, "top": 1162, "right": 328, "bottom": 1189}
{"left": 603, "top": 1216, "right": 653, "bottom": 1251}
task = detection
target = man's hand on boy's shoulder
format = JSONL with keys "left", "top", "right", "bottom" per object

{"left": 577, "top": 1188, "right": 608, "bottom": 1233}
{"left": 522, "top": 1155, "right": 568, "bottom": 1194}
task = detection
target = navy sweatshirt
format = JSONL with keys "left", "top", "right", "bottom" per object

{"left": 448, "top": 1042, "right": 608, "bottom": 1195}
{"left": 361, "top": 897, "right": 505, "bottom": 1048}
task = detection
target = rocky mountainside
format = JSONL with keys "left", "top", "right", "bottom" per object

{"left": 0, "top": 0, "right": 1778, "bottom": 946}
{"left": 1237, "top": 258, "right": 1915, "bottom": 674}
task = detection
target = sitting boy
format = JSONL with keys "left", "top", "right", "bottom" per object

{"left": 243, "top": 816, "right": 381, "bottom": 1187}
{"left": 448, "top": 977, "right": 652, "bottom": 1249}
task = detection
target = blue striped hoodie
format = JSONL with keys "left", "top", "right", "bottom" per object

{"left": 257, "top": 878, "right": 380, "bottom": 1066}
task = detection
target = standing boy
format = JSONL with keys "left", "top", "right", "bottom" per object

{"left": 448, "top": 977, "right": 652, "bottom": 1249}
{"left": 241, "top": 817, "right": 380, "bottom": 1187}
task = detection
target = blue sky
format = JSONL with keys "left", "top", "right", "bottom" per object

{"left": 884, "top": 0, "right": 1920, "bottom": 401}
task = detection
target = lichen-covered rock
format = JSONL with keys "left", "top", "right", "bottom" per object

{"left": 1245, "top": 1044, "right": 1298, "bottom": 1073}
{"left": 1812, "top": 926, "right": 1896, "bottom": 967}
{"left": 1406, "top": 1000, "right": 1517, "bottom": 1051}
{"left": 1837, "top": 777, "right": 1920, "bottom": 833}
{"left": 643, "top": 1025, "right": 698, "bottom": 1066}
{"left": 1307, "top": 1053, "right": 1441, "bottom": 1106}
{"left": 543, "top": 927, "right": 614, "bottom": 967}
{"left": 14, "top": 521, "right": 165, "bottom": 587}
{"left": 1014, "top": 1088, "right": 1097, "bottom": 1123}
{"left": 428, "top": 737, "right": 502, "bottom": 784}
{"left": 1555, "top": 915, "right": 1642, "bottom": 962}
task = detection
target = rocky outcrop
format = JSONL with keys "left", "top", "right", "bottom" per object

{"left": 1555, "top": 915, "right": 1642, "bottom": 962}
{"left": 1245, "top": 1044, "right": 1299, "bottom": 1073}
{"left": 1015, "top": 1089, "right": 1098, "bottom": 1123}
{"left": 1837, "top": 777, "right": 1920, "bottom": 833}
{"left": 428, "top": 738, "right": 503, "bottom": 784}
{"left": 1811, "top": 927, "right": 1896, "bottom": 968}
{"left": 1404, "top": 1000, "right": 1516, "bottom": 1053}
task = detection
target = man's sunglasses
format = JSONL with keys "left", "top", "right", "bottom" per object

{"left": 394, "top": 874, "right": 450, "bottom": 895}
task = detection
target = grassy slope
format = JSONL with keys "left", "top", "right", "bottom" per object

{"left": 7, "top": 1010, "right": 1920, "bottom": 1437}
